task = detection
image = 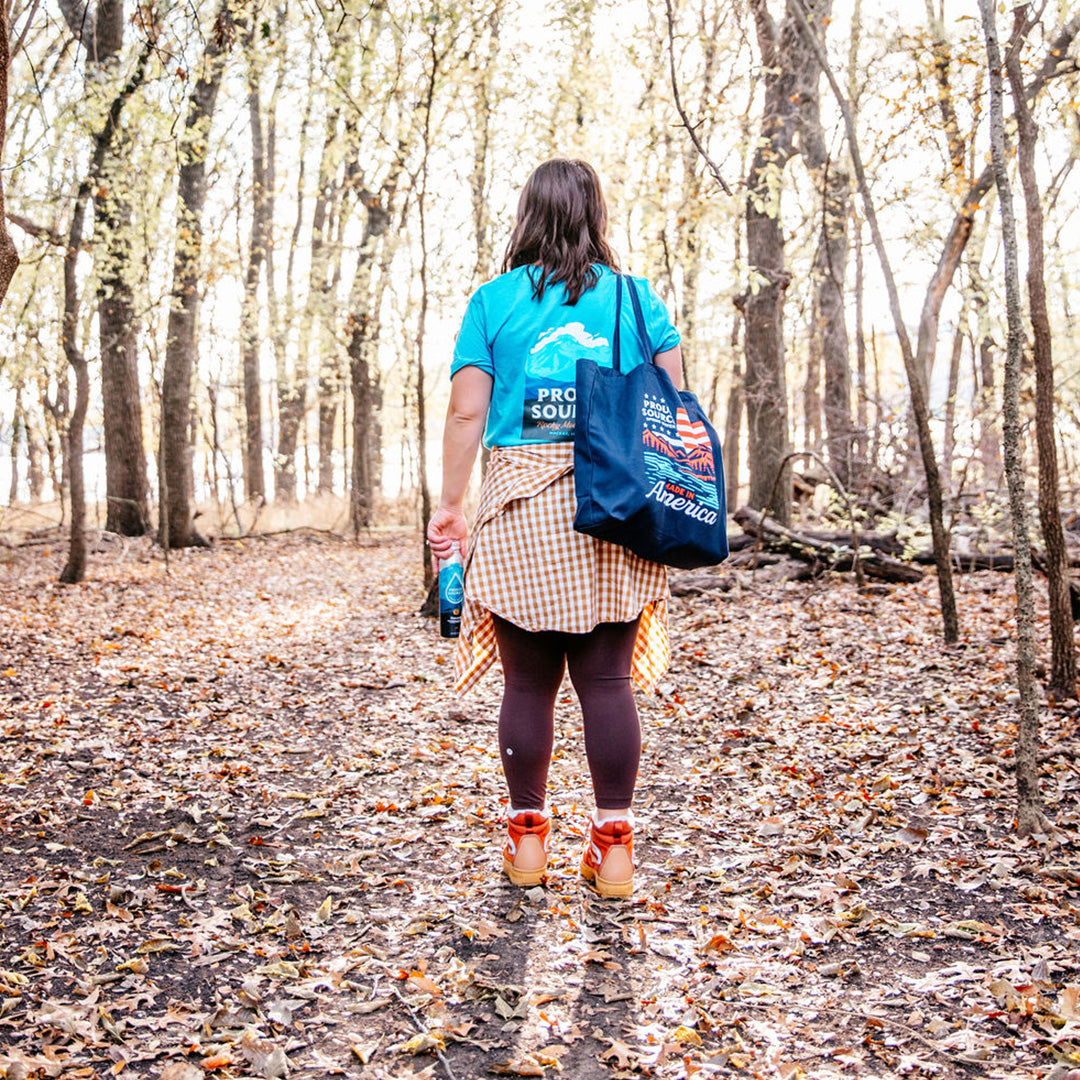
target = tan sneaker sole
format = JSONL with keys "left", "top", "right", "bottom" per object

{"left": 503, "top": 856, "right": 546, "bottom": 887}
{"left": 580, "top": 859, "right": 633, "bottom": 898}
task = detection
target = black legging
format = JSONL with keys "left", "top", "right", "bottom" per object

{"left": 493, "top": 614, "right": 642, "bottom": 811}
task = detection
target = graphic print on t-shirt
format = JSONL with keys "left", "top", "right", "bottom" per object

{"left": 640, "top": 391, "right": 720, "bottom": 521}
{"left": 521, "top": 322, "right": 609, "bottom": 441}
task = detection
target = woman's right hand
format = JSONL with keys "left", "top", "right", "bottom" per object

{"left": 427, "top": 505, "right": 468, "bottom": 561}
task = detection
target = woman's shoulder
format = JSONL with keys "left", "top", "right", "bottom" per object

{"left": 479, "top": 265, "right": 536, "bottom": 289}
{"left": 594, "top": 264, "right": 654, "bottom": 289}
{"left": 621, "top": 268, "right": 656, "bottom": 290}
{"left": 467, "top": 265, "right": 537, "bottom": 305}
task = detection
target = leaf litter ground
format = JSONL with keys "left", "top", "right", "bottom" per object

{"left": 1, "top": 532, "right": 1078, "bottom": 1080}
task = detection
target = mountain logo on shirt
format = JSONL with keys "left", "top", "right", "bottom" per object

{"left": 528, "top": 322, "right": 609, "bottom": 365}
{"left": 521, "top": 323, "right": 610, "bottom": 441}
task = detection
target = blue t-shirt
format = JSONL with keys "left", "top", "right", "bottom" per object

{"left": 451, "top": 264, "right": 680, "bottom": 447}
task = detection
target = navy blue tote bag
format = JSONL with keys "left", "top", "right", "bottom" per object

{"left": 573, "top": 276, "right": 729, "bottom": 570}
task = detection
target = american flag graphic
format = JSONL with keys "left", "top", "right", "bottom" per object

{"left": 676, "top": 407, "right": 710, "bottom": 451}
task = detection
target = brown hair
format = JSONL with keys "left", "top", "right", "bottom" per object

{"left": 501, "top": 159, "right": 619, "bottom": 305}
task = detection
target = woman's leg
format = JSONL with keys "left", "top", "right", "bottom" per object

{"left": 492, "top": 614, "right": 567, "bottom": 810}
{"left": 565, "top": 618, "right": 642, "bottom": 811}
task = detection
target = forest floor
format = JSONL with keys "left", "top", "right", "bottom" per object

{"left": 1, "top": 531, "right": 1079, "bottom": 1080}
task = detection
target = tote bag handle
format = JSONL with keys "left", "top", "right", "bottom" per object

{"left": 611, "top": 274, "right": 653, "bottom": 375}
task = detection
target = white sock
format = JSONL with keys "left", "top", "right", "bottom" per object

{"left": 510, "top": 806, "right": 547, "bottom": 818}
{"left": 593, "top": 809, "right": 635, "bottom": 827}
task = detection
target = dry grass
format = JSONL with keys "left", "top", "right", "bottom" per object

{"left": 0, "top": 489, "right": 428, "bottom": 547}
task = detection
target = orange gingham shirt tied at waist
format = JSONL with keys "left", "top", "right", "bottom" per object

{"left": 453, "top": 442, "right": 670, "bottom": 694}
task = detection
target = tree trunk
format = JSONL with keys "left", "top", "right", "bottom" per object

{"left": 62, "top": 200, "right": 93, "bottom": 583}
{"left": 941, "top": 323, "right": 964, "bottom": 488}
{"left": 348, "top": 183, "right": 397, "bottom": 533}
{"left": 966, "top": 238, "right": 1001, "bottom": 486}
{"left": 742, "top": 187, "right": 792, "bottom": 521}
{"left": 97, "top": 164, "right": 150, "bottom": 536}
{"left": 8, "top": 385, "right": 22, "bottom": 504}
{"left": 58, "top": 1, "right": 148, "bottom": 535}
{"left": 978, "top": 0, "right": 1045, "bottom": 836}
{"left": 0, "top": 6, "right": 20, "bottom": 306}
{"left": 816, "top": 166, "right": 854, "bottom": 488}
{"left": 788, "top": 0, "right": 959, "bottom": 643}
{"left": 847, "top": 0, "right": 868, "bottom": 471}
{"left": 241, "top": 56, "right": 269, "bottom": 503}
{"left": 803, "top": 289, "right": 822, "bottom": 458}
{"left": 160, "top": 5, "right": 231, "bottom": 549}
{"left": 800, "top": 56, "right": 854, "bottom": 487}
{"left": 60, "top": 40, "right": 150, "bottom": 582}
{"left": 742, "top": 0, "right": 831, "bottom": 524}
{"left": 316, "top": 170, "right": 353, "bottom": 498}
{"left": 317, "top": 368, "right": 339, "bottom": 494}
{"left": 97, "top": 136, "right": 150, "bottom": 537}
{"left": 853, "top": 213, "right": 869, "bottom": 467}
{"left": 900, "top": 0, "right": 969, "bottom": 482}
{"left": 42, "top": 377, "right": 65, "bottom": 509}
{"left": 977, "top": 333, "right": 999, "bottom": 484}
{"left": 277, "top": 109, "right": 336, "bottom": 504}
{"left": 58, "top": 377, "right": 70, "bottom": 521}
{"left": 546, "top": 0, "right": 594, "bottom": 153}
{"left": 416, "top": 22, "right": 446, "bottom": 588}
{"left": 1006, "top": 8, "right": 1076, "bottom": 700}
{"left": 468, "top": 6, "right": 501, "bottom": 286}
{"left": 264, "top": 25, "right": 289, "bottom": 505}
{"left": 723, "top": 339, "right": 743, "bottom": 514}
{"left": 673, "top": 2, "right": 722, "bottom": 394}
{"left": 311, "top": 116, "right": 345, "bottom": 498}
{"left": 96, "top": 2, "right": 150, "bottom": 537}
{"left": 60, "top": 352, "right": 89, "bottom": 583}
{"left": 717, "top": 78, "right": 754, "bottom": 514}
{"left": 27, "top": 405, "right": 43, "bottom": 501}
{"left": 924, "top": 0, "right": 966, "bottom": 179}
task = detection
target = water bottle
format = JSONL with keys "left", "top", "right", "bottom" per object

{"left": 438, "top": 551, "right": 464, "bottom": 638}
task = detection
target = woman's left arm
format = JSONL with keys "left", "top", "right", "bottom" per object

{"left": 427, "top": 366, "right": 494, "bottom": 560}
{"left": 654, "top": 345, "right": 684, "bottom": 391}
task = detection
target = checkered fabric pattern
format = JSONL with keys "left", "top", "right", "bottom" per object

{"left": 454, "top": 443, "right": 670, "bottom": 694}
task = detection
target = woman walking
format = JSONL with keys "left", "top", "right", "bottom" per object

{"left": 427, "top": 159, "right": 682, "bottom": 898}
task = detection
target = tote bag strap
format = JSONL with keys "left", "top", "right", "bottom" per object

{"left": 612, "top": 273, "right": 625, "bottom": 374}
{"left": 611, "top": 273, "right": 653, "bottom": 374}
{"left": 624, "top": 275, "right": 652, "bottom": 362}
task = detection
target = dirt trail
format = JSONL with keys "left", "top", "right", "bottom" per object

{"left": 1, "top": 534, "right": 1077, "bottom": 1079}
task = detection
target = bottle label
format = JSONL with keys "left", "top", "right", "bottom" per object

{"left": 439, "top": 560, "right": 464, "bottom": 638}
{"left": 440, "top": 563, "right": 464, "bottom": 607}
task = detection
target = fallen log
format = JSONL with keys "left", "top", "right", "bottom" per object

{"left": 800, "top": 528, "right": 904, "bottom": 557}
{"left": 753, "top": 559, "right": 816, "bottom": 584}
{"left": 669, "top": 569, "right": 735, "bottom": 596}
{"left": 911, "top": 549, "right": 1017, "bottom": 571}
{"left": 726, "top": 550, "right": 790, "bottom": 569}
{"left": 734, "top": 506, "right": 925, "bottom": 584}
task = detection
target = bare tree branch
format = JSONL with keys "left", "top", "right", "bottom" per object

{"left": 664, "top": 0, "right": 732, "bottom": 196}
{"left": 10, "top": 0, "right": 44, "bottom": 62}
{"left": 6, "top": 212, "right": 65, "bottom": 246}
{"left": 56, "top": 0, "right": 94, "bottom": 59}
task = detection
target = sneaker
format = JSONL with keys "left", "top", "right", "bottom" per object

{"left": 502, "top": 810, "right": 550, "bottom": 887}
{"left": 580, "top": 814, "right": 634, "bottom": 898}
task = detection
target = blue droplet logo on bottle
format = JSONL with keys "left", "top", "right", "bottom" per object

{"left": 443, "top": 571, "right": 463, "bottom": 606}
{"left": 439, "top": 556, "right": 464, "bottom": 638}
